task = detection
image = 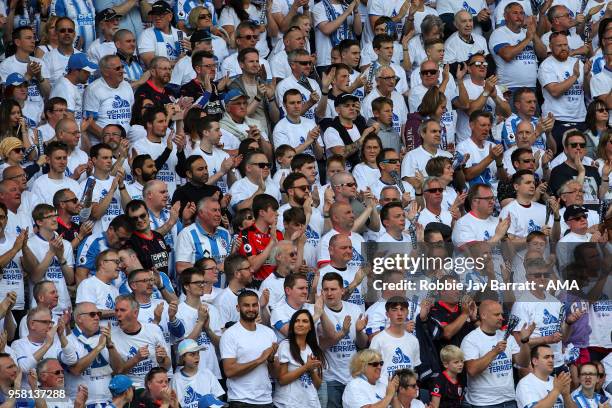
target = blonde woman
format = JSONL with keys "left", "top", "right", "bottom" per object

{"left": 34, "top": 15, "right": 59, "bottom": 59}
{"left": 342, "top": 349, "right": 399, "bottom": 408}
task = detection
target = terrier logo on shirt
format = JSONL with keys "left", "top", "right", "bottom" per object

{"left": 462, "top": 1, "right": 477, "bottom": 14}
{"left": 112, "top": 95, "right": 131, "bottom": 109}
{"left": 542, "top": 309, "right": 559, "bottom": 325}
{"left": 105, "top": 294, "right": 115, "bottom": 310}
{"left": 183, "top": 386, "right": 205, "bottom": 407}
{"left": 391, "top": 347, "right": 411, "bottom": 365}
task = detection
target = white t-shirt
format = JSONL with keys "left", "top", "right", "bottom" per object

{"left": 268, "top": 50, "right": 292, "bottom": 80}
{"left": 171, "top": 367, "right": 225, "bottom": 408}
{"left": 369, "top": 329, "right": 421, "bottom": 383}
{"left": 352, "top": 164, "right": 381, "bottom": 191}
{"left": 50, "top": 76, "right": 84, "bottom": 121}
{"left": 273, "top": 117, "right": 322, "bottom": 158}
{"left": 111, "top": 323, "right": 169, "bottom": 388}
{"left": 590, "top": 67, "right": 612, "bottom": 99}
{"left": 517, "top": 373, "right": 563, "bottom": 408}
{"left": 366, "top": 0, "right": 406, "bottom": 41}
{"left": 229, "top": 177, "right": 282, "bottom": 211}
{"left": 259, "top": 273, "right": 286, "bottom": 311}
{"left": 444, "top": 32, "right": 489, "bottom": 64}
{"left": 511, "top": 292, "right": 564, "bottom": 367}
{"left": 456, "top": 79, "right": 506, "bottom": 142}
{"left": 457, "top": 137, "right": 499, "bottom": 186}
{"left": 220, "top": 321, "right": 277, "bottom": 404}
{"left": 401, "top": 146, "right": 453, "bottom": 178}
{"left": 318, "top": 301, "right": 362, "bottom": 384}
{"left": 169, "top": 55, "right": 195, "bottom": 86}
{"left": 317, "top": 229, "right": 364, "bottom": 268}
{"left": 176, "top": 301, "right": 223, "bottom": 378}
{"left": 489, "top": 26, "right": 538, "bottom": 88}
{"left": 273, "top": 340, "right": 321, "bottom": 408}
{"left": 87, "top": 38, "right": 117, "bottom": 64}
{"left": 0, "top": 237, "right": 24, "bottom": 310}
{"left": 360, "top": 42, "right": 403, "bottom": 68}
{"left": 342, "top": 376, "right": 387, "bottom": 408}
{"left": 499, "top": 200, "right": 547, "bottom": 238}
{"left": 312, "top": 1, "right": 357, "bottom": 67}
{"left": 28, "top": 233, "right": 74, "bottom": 313}
{"left": 42, "top": 49, "right": 81, "bottom": 87}
{"left": 317, "top": 263, "right": 366, "bottom": 311}
{"left": 461, "top": 327, "right": 520, "bottom": 405}
{"left": 538, "top": 56, "right": 587, "bottom": 122}
{"left": 83, "top": 176, "right": 123, "bottom": 236}
{"left": 587, "top": 274, "right": 612, "bottom": 348}
{"left": 418, "top": 207, "right": 453, "bottom": 228}
{"left": 31, "top": 174, "right": 81, "bottom": 207}
{"left": 83, "top": 77, "right": 134, "bottom": 133}
{"left": 452, "top": 212, "right": 499, "bottom": 246}
{"left": 193, "top": 147, "right": 232, "bottom": 194}
{"left": 132, "top": 136, "right": 180, "bottom": 195}
{"left": 138, "top": 27, "right": 183, "bottom": 62}
{"left": 75, "top": 275, "right": 119, "bottom": 326}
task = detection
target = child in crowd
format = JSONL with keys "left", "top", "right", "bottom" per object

{"left": 430, "top": 345, "right": 465, "bottom": 408}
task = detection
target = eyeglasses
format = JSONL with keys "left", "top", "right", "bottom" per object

{"left": 469, "top": 61, "right": 488, "bottom": 67}
{"left": 378, "top": 76, "right": 397, "bottom": 80}
{"left": 42, "top": 212, "right": 58, "bottom": 219}
{"left": 291, "top": 185, "right": 311, "bottom": 192}
{"left": 251, "top": 162, "right": 271, "bottom": 169}
{"left": 381, "top": 159, "right": 400, "bottom": 164}
{"left": 133, "top": 278, "right": 155, "bottom": 284}
{"left": 58, "top": 28, "right": 75, "bottom": 33}
{"left": 568, "top": 214, "right": 587, "bottom": 222}
{"left": 110, "top": 65, "right": 124, "bottom": 72}
{"left": 367, "top": 361, "right": 385, "bottom": 367}
{"left": 41, "top": 370, "right": 64, "bottom": 376}
{"left": 199, "top": 13, "right": 212, "bottom": 19}
{"left": 130, "top": 213, "right": 148, "bottom": 221}
{"left": 420, "top": 69, "right": 438, "bottom": 76}
{"left": 293, "top": 60, "right": 312, "bottom": 66}
{"left": 189, "top": 280, "right": 207, "bottom": 286}
{"left": 103, "top": 259, "right": 121, "bottom": 265}
{"left": 561, "top": 189, "right": 584, "bottom": 195}
{"left": 568, "top": 142, "right": 586, "bottom": 149}
{"left": 79, "top": 311, "right": 102, "bottom": 318}
{"left": 62, "top": 197, "right": 79, "bottom": 204}
{"left": 33, "top": 319, "right": 53, "bottom": 325}
{"left": 244, "top": 215, "right": 254, "bottom": 220}
{"left": 6, "top": 174, "right": 26, "bottom": 180}
{"left": 238, "top": 34, "right": 258, "bottom": 40}
{"left": 475, "top": 196, "right": 495, "bottom": 201}
{"left": 337, "top": 182, "right": 356, "bottom": 188}
{"left": 425, "top": 188, "right": 444, "bottom": 194}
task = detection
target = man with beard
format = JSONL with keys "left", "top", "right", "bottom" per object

{"left": 126, "top": 200, "right": 171, "bottom": 275}
{"left": 87, "top": 9, "right": 122, "bottom": 64}
{"left": 102, "top": 124, "right": 131, "bottom": 181}
{"left": 53, "top": 188, "right": 94, "bottom": 252}
{"left": 111, "top": 294, "right": 171, "bottom": 389}
{"left": 538, "top": 32, "right": 589, "bottom": 149}
{"left": 134, "top": 56, "right": 176, "bottom": 105}
{"left": 180, "top": 49, "right": 225, "bottom": 121}
{"left": 220, "top": 290, "right": 277, "bottom": 407}
{"left": 229, "top": 151, "right": 281, "bottom": 211}
{"left": 171, "top": 156, "right": 222, "bottom": 223}
{"left": 126, "top": 154, "right": 158, "bottom": 201}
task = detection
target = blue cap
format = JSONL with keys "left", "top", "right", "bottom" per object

{"left": 177, "top": 338, "right": 203, "bottom": 356}
{"left": 223, "top": 88, "right": 246, "bottom": 105}
{"left": 5, "top": 73, "right": 27, "bottom": 87}
{"left": 108, "top": 375, "right": 133, "bottom": 396}
{"left": 67, "top": 53, "right": 98, "bottom": 73}
{"left": 198, "top": 394, "right": 227, "bottom": 408}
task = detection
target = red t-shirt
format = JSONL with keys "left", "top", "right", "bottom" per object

{"left": 237, "top": 224, "right": 283, "bottom": 280}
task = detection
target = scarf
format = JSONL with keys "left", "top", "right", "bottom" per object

{"left": 322, "top": 0, "right": 353, "bottom": 46}
{"left": 218, "top": 112, "right": 263, "bottom": 141}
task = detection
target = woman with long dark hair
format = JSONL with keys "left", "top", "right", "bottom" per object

{"left": 274, "top": 309, "right": 325, "bottom": 408}
{"left": 0, "top": 100, "right": 34, "bottom": 147}
{"left": 352, "top": 134, "right": 382, "bottom": 190}
{"left": 585, "top": 99, "right": 610, "bottom": 158}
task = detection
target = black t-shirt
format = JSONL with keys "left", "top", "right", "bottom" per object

{"left": 135, "top": 80, "right": 176, "bottom": 106}
{"left": 180, "top": 79, "right": 224, "bottom": 121}
{"left": 128, "top": 230, "right": 171, "bottom": 274}
{"left": 549, "top": 162, "right": 602, "bottom": 210}
{"left": 56, "top": 217, "right": 80, "bottom": 244}
{"left": 429, "top": 301, "right": 475, "bottom": 353}
{"left": 430, "top": 370, "right": 465, "bottom": 408}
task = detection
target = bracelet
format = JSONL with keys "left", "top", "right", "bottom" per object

{"left": 554, "top": 217, "right": 560, "bottom": 222}
{"left": 321, "top": 91, "right": 328, "bottom": 96}
{"left": 323, "top": 214, "right": 330, "bottom": 218}
{"left": 59, "top": 259, "right": 67, "bottom": 266}
{"left": 603, "top": 179, "right": 609, "bottom": 182}
{"left": 496, "top": 163, "right": 503, "bottom": 168}
{"left": 520, "top": 337, "right": 530, "bottom": 344}
{"left": 107, "top": 344, "right": 115, "bottom": 349}
{"left": 268, "top": 97, "right": 275, "bottom": 103}
{"left": 254, "top": 96, "right": 262, "bottom": 102}
{"left": 119, "top": 185, "right": 126, "bottom": 190}
{"left": 415, "top": 192, "right": 422, "bottom": 197}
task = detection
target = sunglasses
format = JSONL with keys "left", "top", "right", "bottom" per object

{"left": 291, "top": 185, "right": 311, "bottom": 192}
{"left": 62, "top": 197, "right": 79, "bottom": 204}
{"left": 596, "top": 108, "right": 607, "bottom": 113}
{"left": 294, "top": 60, "right": 312, "bottom": 66}
{"left": 238, "top": 34, "right": 258, "bottom": 40}
{"left": 568, "top": 142, "right": 586, "bottom": 148}
{"left": 111, "top": 65, "right": 124, "bottom": 72}
{"left": 251, "top": 162, "right": 271, "bottom": 169}
{"left": 133, "top": 278, "right": 156, "bottom": 284}
{"left": 79, "top": 311, "right": 102, "bottom": 318}
{"left": 337, "top": 182, "right": 356, "bottom": 188}
{"left": 58, "top": 28, "right": 75, "bottom": 33}
{"left": 470, "top": 61, "right": 488, "bottom": 67}
{"left": 42, "top": 370, "right": 64, "bottom": 376}
{"left": 420, "top": 69, "right": 438, "bottom": 76}
{"left": 199, "top": 13, "right": 212, "bottom": 19}
{"left": 190, "top": 280, "right": 207, "bottom": 286}
{"left": 103, "top": 259, "right": 121, "bottom": 265}
{"left": 11, "top": 147, "right": 24, "bottom": 154}
{"left": 425, "top": 188, "right": 444, "bottom": 194}
{"left": 381, "top": 159, "right": 400, "bottom": 164}
{"left": 244, "top": 215, "right": 254, "bottom": 220}
{"left": 368, "top": 361, "right": 385, "bottom": 367}
{"left": 378, "top": 76, "right": 397, "bottom": 81}
{"left": 130, "top": 213, "right": 148, "bottom": 221}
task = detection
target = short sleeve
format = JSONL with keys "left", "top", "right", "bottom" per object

{"left": 312, "top": 3, "right": 328, "bottom": 27}
{"left": 137, "top": 29, "right": 156, "bottom": 55}
{"left": 460, "top": 333, "right": 481, "bottom": 361}
{"left": 219, "top": 7, "right": 238, "bottom": 27}
{"left": 175, "top": 229, "right": 196, "bottom": 263}
{"left": 537, "top": 60, "right": 559, "bottom": 87}
{"left": 368, "top": 0, "right": 385, "bottom": 15}
{"left": 276, "top": 340, "right": 291, "bottom": 364}
{"left": 50, "top": 82, "right": 75, "bottom": 112}
{"left": 220, "top": 330, "right": 237, "bottom": 359}
{"left": 323, "top": 127, "right": 345, "bottom": 149}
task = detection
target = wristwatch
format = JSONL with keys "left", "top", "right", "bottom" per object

{"left": 482, "top": 91, "right": 490, "bottom": 97}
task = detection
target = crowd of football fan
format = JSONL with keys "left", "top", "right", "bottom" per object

{"left": 0, "top": 0, "right": 609, "bottom": 406}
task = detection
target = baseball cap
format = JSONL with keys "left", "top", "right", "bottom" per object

{"left": 96, "top": 8, "right": 122, "bottom": 24}
{"left": 5, "top": 73, "right": 27, "bottom": 87}
{"left": 335, "top": 93, "right": 359, "bottom": 106}
{"left": 177, "top": 338, "right": 203, "bottom": 356}
{"left": 108, "top": 375, "right": 133, "bottom": 396}
{"left": 223, "top": 88, "right": 247, "bottom": 105}
{"left": 191, "top": 29, "right": 213, "bottom": 45}
{"left": 149, "top": 1, "right": 173, "bottom": 15}
{"left": 198, "top": 394, "right": 227, "bottom": 408}
{"left": 563, "top": 204, "right": 588, "bottom": 222}
{"left": 67, "top": 53, "right": 98, "bottom": 73}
